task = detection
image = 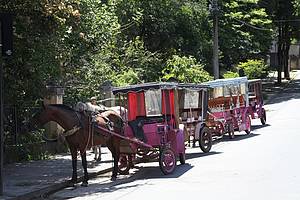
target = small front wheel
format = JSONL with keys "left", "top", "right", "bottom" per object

{"left": 245, "top": 116, "right": 251, "bottom": 134}
{"left": 260, "top": 109, "right": 266, "bottom": 125}
{"left": 118, "top": 155, "right": 132, "bottom": 175}
{"left": 228, "top": 123, "right": 235, "bottom": 139}
{"left": 159, "top": 148, "right": 176, "bottom": 175}
{"left": 199, "top": 127, "right": 212, "bottom": 153}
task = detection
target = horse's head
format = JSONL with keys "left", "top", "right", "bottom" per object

{"left": 20, "top": 103, "right": 53, "bottom": 134}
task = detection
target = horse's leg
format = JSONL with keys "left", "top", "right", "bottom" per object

{"left": 97, "top": 145, "right": 102, "bottom": 161}
{"left": 70, "top": 146, "right": 78, "bottom": 186}
{"left": 93, "top": 146, "right": 97, "bottom": 160}
{"left": 107, "top": 140, "right": 117, "bottom": 181}
{"left": 112, "top": 150, "right": 119, "bottom": 181}
{"left": 80, "top": 151, "right": 89, "bottom": 187}
{"left": 109, "top": 139, "right": 120, "bottom": 181}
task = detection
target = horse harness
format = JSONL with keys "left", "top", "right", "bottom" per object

{"left": 62, "top": 111, "right": 83, "bottom": 137}
{"left": 62, "top": 110, "right": 115, "bottom": 137}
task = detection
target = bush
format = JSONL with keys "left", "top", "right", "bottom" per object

{"left": 162, "top": 55, "right": 212, "bottom": 83}
{"left": 238, "top": 59, "right": 268, "bottom": 79}
{"left": 223, "top": 71, "right": 239, "bottom": 79}
{"left": 114, "top": 69, "right": 141, "bottom": 86}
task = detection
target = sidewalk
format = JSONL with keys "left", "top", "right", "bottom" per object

{"left": 262, "top": 70, "right": 299, "bottom": 104}
{"left": 1, "top": 147, "right": 114, "bottom": 200}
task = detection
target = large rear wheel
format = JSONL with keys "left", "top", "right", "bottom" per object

{"left": 199, "top": 127, "right": 212, "bottom": 153}
{"left": 159, "top": 148, "right": 176, "bottom": 175}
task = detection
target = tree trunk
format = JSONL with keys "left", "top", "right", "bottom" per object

{"left": 283, "top": 44, "right": 290, "bottom": 80}
{"left": 283, "top": 24, "right": 291, "bottom": 80}
{"left": 277, "top": 24, "right": 282, "bottom": 84}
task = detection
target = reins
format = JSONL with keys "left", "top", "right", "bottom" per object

{"left": 81, "top": 115, "right": 92, "bottom": 156}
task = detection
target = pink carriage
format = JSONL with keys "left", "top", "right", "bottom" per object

{"left": 112, "top": 82, "right": 186, "bottom": 175}
{"left": 177, "top": 83, "right": 212, "bottom": 152}
{"left": 204, "top": 77, "right": 251, "bottom": 139}
{"left": 248, "top": 79, "right": 266, "bottom": 125}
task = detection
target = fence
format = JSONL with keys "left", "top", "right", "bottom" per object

{"left": 3, "top": 105, "right": 68, "bottom": 164}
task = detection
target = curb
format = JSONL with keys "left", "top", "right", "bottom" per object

{"left": 9, "top": 157, "right": 144, "bottom": 200}
{"left": 9, "top": 167, "right": 113, "bottom": 200}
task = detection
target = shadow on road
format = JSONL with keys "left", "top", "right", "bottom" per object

{"left": 48, "top": 163, "right": 194, "bottom": 199}
{"left": 185, "top": 151, "right": 222, "bottom": 160}
{"left": 251, "top": 124, "right": 271, "bottom": 131}
{"left": 265, "top": 79, "right": 300, "bottom": 105}
{"left": 221, "top": 133, "right": 260, "bottom": 142}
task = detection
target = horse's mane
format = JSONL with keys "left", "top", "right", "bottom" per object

{"left": 48, "top": 104, "right": 76, "bottom": 112}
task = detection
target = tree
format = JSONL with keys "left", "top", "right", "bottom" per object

{"left": 259, "top": 0, "right": 299, "bottom": 83}
{"left": 115, "top": 0, "right": 211, "bottom": 66}
{"left": 219, "top": 0, "right": 273, "bottom": 70}
{"left": 162, "top": 55, "right": 212, "bottom": 83}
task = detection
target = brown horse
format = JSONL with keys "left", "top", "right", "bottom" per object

{"left": 28, "top": 104, "right": 123, "bottom": 186}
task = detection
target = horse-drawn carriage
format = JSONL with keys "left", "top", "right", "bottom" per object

{"left": 112, "top": 82, "right": 186, "bottom": 175}
{"left": 248, "top": 79, "right": 266, "bottom": 125}
{"left": 204, "top": 77, "right": 251, "bottom": 139}
{"left": 177, "top": 83, "right": 212, "bottom": 152}
{"left": 28, "top": 77, "right": 264, "bottom": 186}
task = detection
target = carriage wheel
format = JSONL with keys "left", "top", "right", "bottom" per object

{"left": 118, "top": 155, "right": 132, "bottom": 175}
{"left": 179, "top": 153, "right": 185, "bottom": 165}
{"left": 199, "top": 127, "right": 212, "bottom": 153}
{"left": 159, "top": 148, "right": 176, "bottom": 175}
{"left": 228, "top": 123, "right": 235, "bottom": 139}
{"left": 260, "top": 109, "right": 266, "bottom": 125}
{"left": 245, "top": 116, "right": 251, "bottom": 134}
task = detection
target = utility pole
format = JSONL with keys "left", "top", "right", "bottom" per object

{"left": 212, "top": 0, "right": 219, "bottom": 80}
{"left": 0, "top": 13, "right": 13, "bottom": 196}
{"left": 0, "top": 21, "right": 3, "bottom": 196}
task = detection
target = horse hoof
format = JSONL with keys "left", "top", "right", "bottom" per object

{"left": 81, "top": 182, "right": 88, "bottom": 187}
{"left": 68, "top": 182, "right": 76, "bottom": 187}
{"left": 111, "top": 176, "right": 117, "bottom": 181}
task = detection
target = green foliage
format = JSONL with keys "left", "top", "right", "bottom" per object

{"left": 114, "top": 69, "right": 141, "bottom": 86}
{"left": 115, "top": 0, "right": 211, "bottom": 63}
{"left": 219, "top": 0, "right": 274, "bottom": 68}
{"left": 223, "top": 71, "right": 240, "bottom": 79}
{"left": 238, "top": 59, "right": 268, "bottom": 79}
{"left": 110, "top": 37, "right": 163, "bottom": 84}
{"left": 162, "top": 55, "right": 212, "bottom": 83}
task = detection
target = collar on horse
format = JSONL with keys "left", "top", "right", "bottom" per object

{"left": 61, "top": 110, "right": 117, "bottom": 137}
{"left": 62, "top": 111, "right": 84, "bottom": 137}
{"left": 63, "top": 126, "right": 82, "bottom": 137}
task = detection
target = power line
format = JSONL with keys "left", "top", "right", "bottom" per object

{"left": 273, "top": 19, "right": 300, "bottom": 23}
{"left": 218, "top": 9, "right": 271, "bottom": 31}
{"left": 231, "top": 18, "right": 271, "bottom": 31}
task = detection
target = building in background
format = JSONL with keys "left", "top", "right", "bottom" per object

{"left": 269, "top": 41, "right": 300, "bottom": 70}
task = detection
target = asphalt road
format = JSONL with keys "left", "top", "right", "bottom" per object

{"left": 48, "top": 76, "right": 300, "bottom": 200}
